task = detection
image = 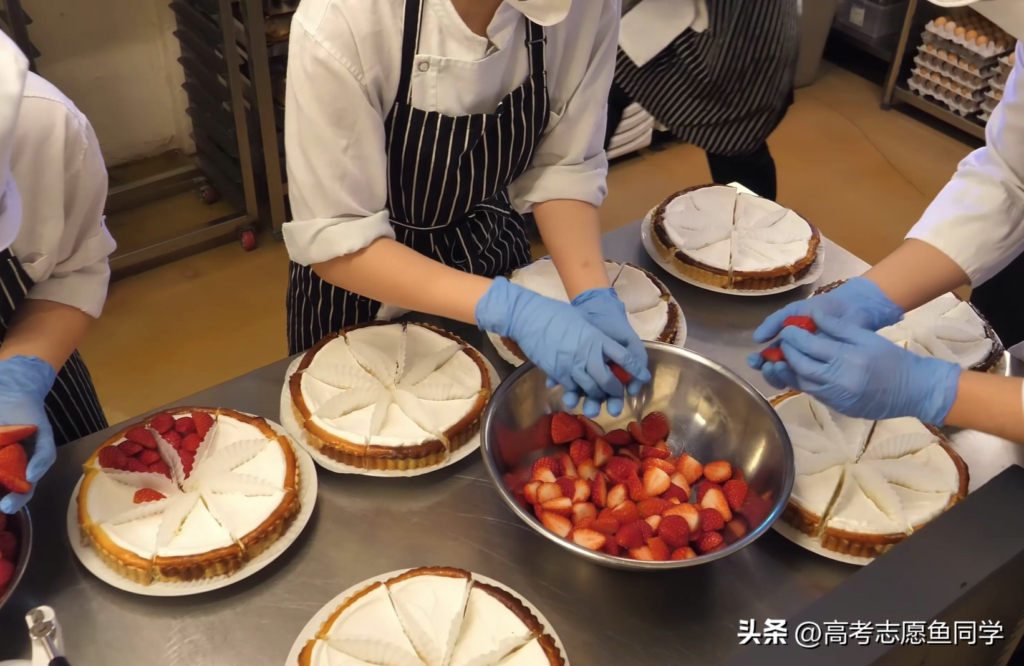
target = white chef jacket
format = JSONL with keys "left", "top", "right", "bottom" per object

{"left": 283, "top": 0, "right": 619, "bottom": 266}
{"left": 5, "top": 72, "right": 115, "bottom": 318}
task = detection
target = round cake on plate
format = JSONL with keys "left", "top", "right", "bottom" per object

{"left": 289, "top": 322, "right": 491, "bottom": 471}
{"left": 298, "top": 567, "right": 564, "bottom": 666}
{"left": 77, "top": 407, "right": 300, "bottom": 585}
{"left": 651, "top": 184, "right": 820, "bottom": 291}
{"left": 773, "top": 391, "right": 968, "bottom": 558}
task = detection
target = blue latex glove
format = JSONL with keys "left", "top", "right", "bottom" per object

{"left": 567, "top": 287, "right": 649, "bottom": 414}
{"left": 762, "top": 314, "right": 960, "bottom": 425}
{"left": 477, "top": 278, "right": 651, "bottom": 418}
{"left": 748, "top": 277, "right": 904, "bottom": 372}
{"left": 0, "top": 356, "right": 56, "bottom": 513}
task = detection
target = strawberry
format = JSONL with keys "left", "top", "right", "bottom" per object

{"left": 639, "top": 519, "right": 655, "bottom": 540}
{"left": 784, "top": 315, "right": 817, "bottom": 333}
{"left": 676, "top": 454, "right": 703, "bottom": 485}
{"left": 572, "top": 502, "right": 598, "bottom": 525}
{"left": 193, "top": 411, "right": 215, "bottom": 438}
{"left": 593, "top": 438, "right": 613, "bottom": 467}
{"left": 671, "top": 547, "right": 697, "bottom": 561}
{"left": 604, "top": 457, "right": 639, "bottom": 485}
{"left": 540, "top": 511, "right": 572, "bottom": 538}
{"left": 575, "top": 516, "right": 595, "bottom": 530}
{"left": 125, "top": 427, "right": 157, "bottom": 449}
{"left": 133, "top": 488, "right": 166, "bottom": 504}
{"left": 174, "top": 417, "right": 196, "bottom": 434}
{"left": 179, "top": 451, "right": 195, "bottom": 478}
{"left": 572, "top": 479, "right": 591, "bottom": 504}
{"left": 569, "top": 440, "right": 593, "bottom": 466}
{"left": 644, "top": 515, "right": 661, "bottom": 534}
{"left": 619, "top": 447, "right": 643, "bottom": 466}
{"left": 571, "top": 528, "right": 607, "bottom": 551}
{"left": 598, "top": 507, "right": 616, "bottom": 521}
{"left": 504, "top": 468, "right": 531, "bottom": 494}
{"left": 643, "top": 468, "right": 671, "bottom": 496}
{"left": 627, "top": 421, "right": 655, "bottom": 447}
{"left": 703, "top": 461, "right": 733, "bottom": 483}
{"left": 555, "top": 476, "right": 577, "bottom": 499}
{"left": 590, "top": 472, "right": 608, "bottom": 507}
{"left": 738, "top": 490, "right": 774, "bottom": 528}
{"left": 642, "top": 458, "right": 676, "bottom": 475}
{"left": 616, "top": 520, "right": 646, "bottom": 549}
{"left": 126, "top": 459, "right": 149, "bottom": 474}
{"left": 659, "top": 515, "right": 691, "bottom": 549}
{"left": 723, "top": 518, "right": 749, "bottom": 544}
{"left": 181, "top": 433, "right": 202, "bottom": 453}
{"left": 654, "top": 439, "right": 670, "bottom": 452}
{"left": 534, "top": 503, "right": 545, "bottom": 520}
{"left": 591, "top": 516, "right": 620, "bottom": 535}
{"left": 661, "top": 483, "right": 689, "bottom": 503}
{"left": 524, "top": 481, "right": 541, "bottom": 505}
{"left": 0, "top": 559, "right": 13, "bottom": 588}
{"left": 647, "top": 536, "right": 670, "bottom": 561}
{"left": 556, "top": 453, "right": 578, "bottom": 479}
{"left": 532, "top": 456, "right": 562, "bottom": 480}
{"left": 97, "top": 445, "right": 129, "bottom": 471}
{"left": 611, "top": 500, "right": 640, "bottom": 524}
{"left": 733, "top": 468, "right": 746, "bottom": 483}
{"left": 604, "top": 429, "right": 632, "bottom": 447}
{"left": 639, "top": 445, "right": 670, "bottom": 460}
{"left": 541, "top": 497, "right": 572, "bottom": 516}
{"left": 608, "top": 362, "right": 632, "bottom": 384}
{"left": 760, "top": 347, "right": 785, "bottom": 363}
{"left": 629, "top": 546, "right": 654, "bottom": 561}
{"left": 0, "top": 513, "right": 5, "bottom": 531}
{"left": 538, "top": 482, "right": 563, "bottom": 503}
{"left": 576, "top": 415, "right": 605, "bottom": 442}
{"left": 696, "top": 481, "right": 722, "bottom": 503}
{"left": 641, "top": 411, "right": 670, "bottom": 441}
{"left": 625, "top": 471, "right": 648, "bottom": 502}
{"left": 576, "top": 459, "right": 598, "bottom": 482}
{"left": 137, "top": 450, "right": 160, "bottom": 465}
{"left": 696, "top": 531, "right": 724, "bottom": 554}
{"left": 602, "top": 540, "right": 623, "bottom": 557}
{"left": 701, "top": 486, "right": 733, "bottom": 522}
{"left": 551, "top": 412, "right": 584, "bottom": 444}
{"left": 149, "top": 461, "right": 171, "bottom": 478}
{"left": 724, "top": 479, "right": 749, "bottom": 512}
{"left": 161, "top": 430, "right": 182, "bottom": 449}
{"left": 117, "top": 440, "right": 144, "bottom": 457}
{"left": 664, "top": 503, "right": 702, "bottom": 533}
{"left": 0, "top": 424, "right": 36, "bottom": 447}
{"left": 606, "top": 483, "right": 628, "bottom": 509}
{"left": 638, "top": 498, "right": 673, "bottom": 519}
{"left": 0, "top": 531, "right": 17, "bottom": 560}
{"left": 699, "top": 508, "right": 725, "bottom": 532}
{"left": 150, "top": 413, "right": 175, "bottom": 434}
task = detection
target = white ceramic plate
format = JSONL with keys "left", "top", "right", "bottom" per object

{"left": 640, "top": 210, "right": 826, "bottom": 297}
{"left": 284, "top": 569, "right": 571, "bottom": 666}
{"left": 280, "top": 355, "right": 499, "bottom": 477}
{"left": 67, "top": 422, "right": 318, "bottom": 596}
{"left": 771, "top": 520, "right": 872, "bottom": 567}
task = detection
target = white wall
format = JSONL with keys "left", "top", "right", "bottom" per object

{"left": 23, "top": 0, "right": 194, "bottom": 166}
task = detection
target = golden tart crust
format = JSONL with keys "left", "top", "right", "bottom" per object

{"left": 290, "top": 322, "right": 491, "bottom": 471}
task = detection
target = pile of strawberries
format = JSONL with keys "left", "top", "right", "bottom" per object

{"left": 0, "top": 512, "right": 19, "bottom": 596}
{"left": 0, "top": 425, "right": 36, "bottom": 498}
{"left": 95, "top": 412, "right": 214, "bottom": 488}
{"left": 504, "top": 411, "right": 774, "bottom": 561}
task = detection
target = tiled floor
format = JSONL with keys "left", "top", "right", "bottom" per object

{"left": 82, "top": 62, "right": 978, "bottom": 424}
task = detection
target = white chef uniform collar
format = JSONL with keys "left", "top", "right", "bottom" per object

{"left": 0, "top": 32, "right": 27, "bottom": 252}
{"left": 504, "top": 0, "right": 572, "bottom": 26}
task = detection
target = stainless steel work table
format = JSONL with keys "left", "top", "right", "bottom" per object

{"left": 3, "top": 221, "right": 1022, "bottom": 664}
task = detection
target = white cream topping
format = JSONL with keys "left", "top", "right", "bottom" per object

{"left": 790, "top": 466, "right": 844, "bottom": 518}
{"left": 495, "top": 639, "right": 551, "bottom": 666}
{"left": 388, "top": 574, "right": 471, "bottom": 666}
{"left": 325, "top": 584, "right": 425, "bottom": 666}
{"left": 302, "top": 324, "right": 483, "bottom": 448}
{"left": 448, "top": 586, "right": 534, "bottom": 666}
{"left": 878, "top": 293, "right": 995, "bottom": 369}
{"left": 312, "top": 640, "right": 380, "bottom": 666}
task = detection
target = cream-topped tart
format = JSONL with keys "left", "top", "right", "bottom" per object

{"left": 774, "top": 392, "right": 968, "bottom": 558}
{"left": 496, "top": 259, "right": 680, "bottom": 364}
{"left": 290, "top": 322, "right": 491, "bottom": 471}
{"left": 652, "top": 184, "right": 820, "bottom": 290}
{"left": 300, "top": 568, "right": 563, "bottom": 666}
{"left": 77, "top": 407, "right": 299, "bottom": 584}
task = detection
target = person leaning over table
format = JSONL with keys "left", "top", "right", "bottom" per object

{"left": 749, "top": 39, "right": 1024, "bottom": 444}
{"left": 0, "top": 35, "right": 116, "bottom": 513}
{"left": 282, "top": 0, "right": 650, "bottom": 418}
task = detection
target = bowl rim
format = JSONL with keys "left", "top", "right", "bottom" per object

{"left": 0, "top": 507, "right": 32, "bottom": 610}
{"left": 481, "top": 341, "right": 794, "bottom": 570}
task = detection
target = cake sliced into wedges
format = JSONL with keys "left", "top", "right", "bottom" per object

{"left": 387, "top": 567, "right": 472, "bottom": 666}
{"left": 447, "top": 582, "right": 541, "bottom": 666}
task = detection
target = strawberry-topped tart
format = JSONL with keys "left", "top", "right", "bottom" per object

{"left": 77, "top": 407, "right": 299, "bottom": 584}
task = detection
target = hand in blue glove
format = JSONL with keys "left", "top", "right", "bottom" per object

{"left": 477, "top": 278, "right": 651, "bottom": 418}
{"left": 568, "top": 287, "right": 649, "bottom": 414}
{"left": 762, "top": 314, "right": 960, "bottom": 425}
{"left": 0, "top": 356, "right": 57, "bottom": 514}
{"left": 748, "top": 277, "right": 904, "bottom": 373}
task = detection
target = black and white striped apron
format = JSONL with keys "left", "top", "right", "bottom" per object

{"left": 614, "top": 0, "right": 799, "bottom": 156}
{"left": 0, "top": 247, "right": 108, "bottom": 445}
{"left": 286, "top": 0, "right": 549, "bottom": 355}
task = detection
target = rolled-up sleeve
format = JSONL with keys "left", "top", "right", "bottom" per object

{"left": 282, "top": 19, "right": 393, "bottom": 266}
{"left": 508, "top": 1, "right": 619, "bottom": 213}
{"left": 906, "top": 42, "right": 1024, "bottom": 287}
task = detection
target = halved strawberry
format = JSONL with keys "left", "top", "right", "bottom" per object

{"left": 0, "top": 443, "right": 29, "bottom": 494}
{"left": 671, "top": 547, "right": 697, "bottom": 561}
{"left": 699, "top": 508, "right": 725, "bottom": 532}
{"left": 738, "top": 490, "right": 774, "bottom": 527}
{"left": 551, "top": 412, "right": 584, "bottom": 444}
{"left": 664, "top": 503, "right": 701, "bottom": 533}
{"left": 608, "top": 362, "right": 632, "bottom": 385}
{"left": 133, "top": 488, "right": 166, "bottom": 504}
{"left": 117, "top": 440, "right": 144, "bottom": 457}
{"left": 556, "top": 453, "right": 578, "bottom": 479}
{"left": 571, "top": 528, "right": 607, "bottom": 551}
{"left": 97, "top": 445, "right": 129, "bottom": 471}
{"left": 700, "top": 487, "right": 733, "bottom": 522}
{"left": 616, "top": 520, "right": 646, "bottom": 549}
{"left": 603, "top": 540, "right": 623, "bottom": 557}
{"left": 638, "top": 497, "right": 673, "bottom": 518}
{"left": 149, "top": 413, "right": 175, "bottom": 434}
{"left": 659, "top": 515, "right": 691, "bottom": 549}
{"left": 591, "top": 472, "right": 608, "bottom": 508}
{"left": 647, "top": 536, "right": 670, "bottom": 561}
{"left": 642, "top": 458, "right": 676, "bottom": 475}
{"left": 181, "top": 434, "right": 202, "bottom": 453}
{"left": 696, "top": 531, "right": 724, "bottom": 554}
{"left": 760, "top": 347, "right": 786, "bottom": 363}
{"left": 138, "top": 450, "right": 161, "bottom": 465}
{"left": 125, "top": 427, "right": 157, "bottom": 449}
{"left": 126, "top": 459, "right": 149, "bottom": 473}
{"left": 696, "top": 481, "right": 722, "bottom": 503}
{"left": 723, "top": 479, "right": 749, "bottom": 512}
{"left": 541, "top": 497, "right": 573, "bottom": 516}
{"left": 604, "top": 457, "right": 639, "bottom": 485}
{"left": 540, "top": 511, "right": 572, "bottom": 538}
{"left": 593, "top": 438, "right": 613, "bottom": 467}
{"left": 677, "top": 454, "right": 704, "bottom": 485}
{"left": 0, "top": 560, "right": 13, "bottom": 588}
{"left": 504, "top": 467, "right": 531, "bottom": 494}
{"left": 149, "top": 461, "right": 171, "bottom": 478}
{"left": 640, "top": 412, "right": 670, "bottom": 441}
{"left": 575, "top": 516, "right": 595, "bottom": 530}
{"left": 591, "top": 515, "right": 620, "bottom": 535}
{"left": 161, "top": 430, "right": 182, "bottom": 449}
{"left": 639, "top": 445, "right": 670, "bottom": 460}
{"left": 193, "top": 411, "right": 215, "bottom": 438}
{"left": 611, "top": 500, "right": 640, "bottom": 524}
{"left": 604, "top": 429, "right": 632, "bottom": 447}
{"left": 661, "top": 483, "right": 689, "bottom": 503}
{"left": 784, "top": 315, "right": 817, "bottom": 333}
{"left": 644, "top": 515, "right": 661, "bottom": 534}
{"left": 618, "top": 447, "right": 643, "bottom": 466}
{"left": 524, "top": 481, "right": 542, "bottom": 505}
{"left": 572, "top": 502, "right": 598, "bottom": 525}
{"left": 643, "top": 468, "right": 671, "bottom": 496}
{"left": 703, "top": 461, "right": 732, "bottom": 483}
{"left": 576, "top": 415, "right": 605, "bottom": 442}
{"left": 569, "top": 440, "right": 593, "bottom": 466}
{"left": 654, "top": 439, "right": 670, "bottom": 452}
{"left": 555, "top": 477, "right": 576, "bottom": 499}
{"left": 537, "top": 482, "right": 563, "bottom": 503}
{"left": 576, "top": 459, "right": 598, "bottom": 482}
{"left": 0, "top": 424, "right": 36, "bottom": 447}
{"left": 606, "top": 483, "right": 628, "bottom": 509}
{"left": 174, "top": 417, "right": 196, "bottom": 435}
{"left": 723, "top": 517, "right": 749, "bottom": 544}
{"left": 0, "top": 531, "right": 16, "bottom": 560}
{"left": 532, "top": 457, "right": 561, "bottom": 481}
{"left": 627, "top": 422, "right": 655, "bottom": 447}
{"left": 572, "top": 479, "right": 592, "bottom": 503}
{"left": 625, "top": 471, "right": 648, "bottom": 502}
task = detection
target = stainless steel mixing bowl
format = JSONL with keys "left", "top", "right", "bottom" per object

{"left": 481, "top": 341, "right": 794, "bottom": 570}
{"left": 0, "top": 507, "right": 32, "bottom": 610}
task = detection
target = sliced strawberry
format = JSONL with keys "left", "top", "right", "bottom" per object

{"left": 133, "top": 488, "right": 166, "bottom": 504}
{"left": 724, "top": 479, "right": 749, "bottom": 512}
{"left": 602, "top": 540, "right": 623, "bottom": 557}
{"left": 538, "top": 482, "right": 564, "bottom": 503}
{"left": 669, "top": 472, "right": 691, "bottom": 496}
{"left": 576, "top": 415, "right": 605, "bottom": 442}
{"left": 555, "top": 476, "right": 576, "bottom": 499}
{"left": 149, "top": 461, "right": 171, "bottom": 478}
{"left": 532, "top": 456, "right": 561, "bottom": 481}
{"left": 644, "top": 515, "right": 662, "bottom": 534}
{"left": 619, "top": 448, "right": 643, "bottom": 466}
{"left": 125, "top": 427, "right": 157, "bottom": 449}
{"left": 616, "top": 520, "right": 646, "bottom": 550}
{"left": 0, "top": 424, "right": 36, "bottom": 447}
{"left": 593, "top": 438, "right": 613, "bottom": 467}
{"left": 504, "top": 468, "right": 531, "bottom": 494}
{"left": 174, "top": 417, "right": 196, "bottom": 435}
{"left": 733, "top": 468, "right": 746, "bottom": 483}
{"left": 572, "top": 479, "right": 591, "bottom": 504}
{"left": 677, "top": 454, "right": 704, "bottom": 485}
{"left": 591, "top": 516, "right": 620, "bottom": 535}
{"left": 625, "top": 471, "right": 648, "bottom": 502}
{"left": 0, "top": 559, "right": 13, "bottom": 588}
{"left": 606, "top": 483, "right": 628, "bottom": 509}
{"left": 639, "top": 445, "right": 670, "bottom": 460}
{"left": 571, "top": 528, "right": 607, "bottom": 551}
{"left": 540, "top": 511, "right": 572, "bottom": 538}
{"left": 784, "top": 315, "right": 817, "bottom": 333}
{"left": 696, "top": 481, "right": 723, "bottom": 503}
{"left": 647, "top": 536, "right": 670, "bottom": 561}
{"left": 700, "top": 487, "right": 733, "bottom": 522}
{"left": 654, "top": 439, "right": 670, "bottom": 452}
{"left": 569, "top": 440, "right": 594, "bottom": 466}
{"left": 661, "top": 483, "right": 689, "bottom": 503}
{"left": 149, "top": 413, "right": 175, "bottom": 434}
{"left": 659, "top": 515, "right": 691, "bottom": 548}
{"left": 760, "top": 347, "right": 786, "bottom": 363}
{"left": 611, "top": 500, "right": 640, "bottom": 524}
{"left": 638, "top": 497, "right": 673, "bottom": 519}
{"left": 627, "top": 422, "right": 655, "bottom": 447}
{"left": 699, "top": 508, "right": 725, "bottom": 532}
{"left": 604, "top": 429, "right": 632, "bottom": 447}
{"left": 180, "top": 433, "right": 202, "bottom": 452}
{"left": 551, "top": 412, "right": 585, "bottom": 444}
{"left": 534, "top": 503, "right": 545, "bottom": 520}
{"left": 126, "top": 459, "right": 149, "bottom": 473}
{"left": 608, "top": 362, "right": 632, "bottom": 385}
{"left": 575, "top": 516, "right": 595, "bottom": 530}
{"left": 97, "top": 445, "right": 129, "bottom": 471}
{"left": 738, "top": 490, "right": 774, "bottom": 528}
{"left": 576, "top": 459, "right": 598, "bottom": 482}
{"left": 590, "top": 472, "right": 608, "bottom": 508}
{"left": 723, "top": 518, "right": 749, "bottom": 544}
{"left": 572, "top": 502, "right": 598, "bottom": 525}
{"left": 542, "top": 497, "right": 574, "bottom": 518}
{"left": 137, "top": 450, "right": 160, "bottom": 465}
{"left": 161, "top": 430, "right": 182, "bottom": 449}
{"left": 117, "top": 440, "right": 144, "bottom": 457}
{"left": 179, "top": 451, "right": 195, "bottom": 478}
{"left": 696, "top": 531, "right": 724, "bottom": 554}
{"left": 704, "top": 461, "right": 733, "bottom": 483}
{"left": 556, "top": 453, "right": 578, "bottom": 479}
{"left": 641, "top": 412, "right": 670, "bottom": 441}
{"left": 664, "top": 503, "right": 701, "bottom": 533}
{"left": 193, "top": 411, "right": 215, "bottom": 438}
{"left": 642, "top": 458, "right": 676, "bottom": 475}
{"left": 0, "top": 514, "right": 6, "bottom": 532}
{"left": 642, "top": 468, "right": 671, "bottom": 496}
{"left": 0, "top": 531, "right": 17, "bottom": 560}
{"left": 671, "top": 547, "right": 697, "bottom": 561}
{"left": 524, "top": 481, "right": 541, "bottom": 505}
{"left": 604, "top": 456, "right": 639, "bottom": 485}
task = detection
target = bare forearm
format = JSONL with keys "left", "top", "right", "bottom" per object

{"left": 944, "top": 372, "right": 1024, "bottom": 443}
{"left": 864, "top": 239, "right": 970, "bottom": 312}
{"left": 312, "top": 238, "right": 492, "bottom": 324}
{"left": 0, "top": 299, "right": 92, "bottom": 371}
{"left": 534, "top": 199, "right": 610, "bottom": 300}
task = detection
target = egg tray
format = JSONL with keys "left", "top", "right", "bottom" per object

{"left": 981, "top": 96, "right": 999, "bottom": 115}
{"left": 911, "top": 69, "right": 986, "bottom": 105}
{"left": 979, "top": 110, "right": 992, "bottom": 123}
{"left": 925, "top": 20, "right": 1015, "bottom": 60}
{"left": 917, "top": 43, "right": 994, "bottom": 83}
{"left": 913, "top": 55, "right": 989, "bottom": 94}
{"left": 921, "top": 31, "right": 1001, "bottom": 70}
{"left": 908, "top": 77, "right": 982, "bottom": 117}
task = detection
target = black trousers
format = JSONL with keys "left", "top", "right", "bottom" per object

{"left": 971, "top": 249, "right": 1024, "bottom": 350}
